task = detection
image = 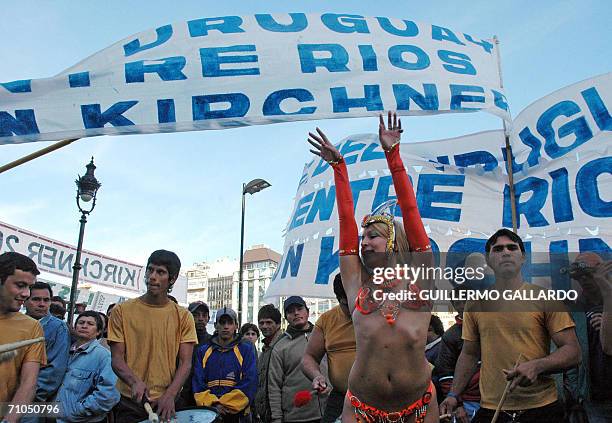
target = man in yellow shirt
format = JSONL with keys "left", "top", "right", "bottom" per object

{"left": 0, "top": 252, "right": 46, "bottom": 423}
{"left": 108, "top": 250, "right": 197, "bottom": 423}
{"left": 302, "top": 274, "right": 356, "bottom": 423}
{"left": 440, "top": 229, "right": 581, "bottom": 423}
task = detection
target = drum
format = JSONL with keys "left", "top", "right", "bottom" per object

{"left": 138, "top": 407, "right": 219, "bottom": 422}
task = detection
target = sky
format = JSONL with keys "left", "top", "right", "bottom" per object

{"left": 0, "top": 0, "right": 610, "bottom": 270}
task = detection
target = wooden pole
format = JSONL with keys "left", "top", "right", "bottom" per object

{"left": 493, "top": 36, "right": 518, "bottom": 233}
{"left": 0, "top": 138, "right": 78, "bottom": 175}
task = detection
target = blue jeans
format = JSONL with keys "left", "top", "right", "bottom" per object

{"left": 463, "top": 400, "right": 480, "bottom": 421}
{"left": 585, "top": 400, "right": 612, "bottom": 423}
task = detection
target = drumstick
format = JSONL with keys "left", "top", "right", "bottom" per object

{"left": 491, "top": 353, "right": 524, "bottom": 423}
{"left": 143, "top": 402, "right": 159, "bottom": 423}
{"left": 0, "top": 337, "right": 46, "bottom": 363}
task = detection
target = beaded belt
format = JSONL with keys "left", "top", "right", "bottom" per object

{"left": 347, "top": 381, "right": 433, "bottom": 423}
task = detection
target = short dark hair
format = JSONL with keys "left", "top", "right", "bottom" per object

{"left": 106, "top": 303, "right": 116, "bottom": 315}
{"left": 49, "top": 303, "right": 66, "bottom": 318}
{"left": 75, "top": 310, "right": 104, "bottom": 334}
{"left": 240, "top": 323, "right": 260, "bottom": 337}
{"left": 147, "top": 250, "right": 181, "bottom": 281}
{"left": 429, "top": 315, "right": 445, "bottom": 336}
{"left": 29, "top": 281, "right": 53, "bottom": 298}
{"left": 332, "top": 273, "right": 346, "bottom": 301}
{"left": 52, "top": 296, "right": 66, "bottom": 306}
{"left": 0, "top": 252, "right": 40, "bottom": 285}
{"left": 257, "top": 304, "right": 281, "bottom": 324}
{"left": 485, "top": 229, "right": 525, "bottom": 255}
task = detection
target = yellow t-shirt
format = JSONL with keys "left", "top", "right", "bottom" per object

{"left": 463, "top": 284, "right": 575, "bottom": 410}
{"left": 0, "top": 312, "right": 46, "bottom": 402}
{"left": 315, "top": 305, "right": 356, "bottom": 394}
{"left": 107, "top": 298, "right": 197, "bottom": 399}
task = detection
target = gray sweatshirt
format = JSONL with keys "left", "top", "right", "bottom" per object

{"left": 268, "top": 323, "right": 328, "bottom": 423}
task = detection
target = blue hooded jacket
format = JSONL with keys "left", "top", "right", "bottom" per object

{"left": 193, "top": 335, "right": 258, "bottom": 418}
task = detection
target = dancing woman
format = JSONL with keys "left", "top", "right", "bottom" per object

{"left": 308, "top": 112, "right": 437, "bottom": 423}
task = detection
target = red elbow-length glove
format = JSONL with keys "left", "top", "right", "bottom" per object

{"left": 331, "top": 159, "right": 359, "bottom": 256}
{"left": 385, "top": 145, "right": 431, "bottom": 252}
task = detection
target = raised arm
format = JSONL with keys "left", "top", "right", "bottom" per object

{"left": 308, "top": 128, "right": 362, "bottom": 306}
{"left": 378, "top": 112, "right": 430, "bottom": 253}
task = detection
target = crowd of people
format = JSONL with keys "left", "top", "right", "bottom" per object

{"left": 1, "top": 113, "right": 610, "bottom": 423}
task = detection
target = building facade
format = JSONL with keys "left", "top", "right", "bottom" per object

{"left": 237, "top": 245, "right": 281, "bottom": 324}
{"left": 185, "top": 257, "right": 238, "bottom": 310}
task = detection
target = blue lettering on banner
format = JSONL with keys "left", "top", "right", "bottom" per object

{"left": 315, "top": 236, "right": 339, "bottom": 284}
{"left": 361, "top": 143, "right": 385, "bottom": 162}
{"left": 68, "top": 72, "right": 90, "bottom": 88}
{"left": 331, "top": 85, "right": 383, "bottom": 112}
{"left": 0, "top": 110, "right": 40, "bottom": 136}
{"left": 0, "top": 79, "right": 32, "bottom": 93}
{"left": 523, "top": 240, "right": 570, "bottom": 289}
{"left": 549, "top": 168, "right": 574, "bottom": 222}
{"left": 504, "top": 177, "right": 549, "bottom": 228}
{"left": 393, "top": 84, "right": 439, "bottom": 111}
{"left": 321, "top": 13, "right": 369, "bottom": 33}
{"left": 81, "top": 101, "right": 137, "bottom": 128}
{"left": 281, "top": 243, "right": 304, "bottom": 278}
{"left": 376, "top": 17, "right": 418, "bottom": 37}
{"left": 199, "top": 45, "right": 259, "bottom": 77}
{"left": 157, "top": 99, "right": 176, "bottom": 123}
{"left": 262, "top": 89, "right": 316, "bottom": 116}
{"left": 188, "top": 16, "right": 244, "bottom": 37}
{"left": 438, "top": 50, "right": 476, "bottom": 75}
{"left": 416, "top": 174, "right": 464, "bottom": 222}
{"left": 537, "top": 101, "right": 593, "bottom": 159}
{"left": 431, "top": 26, "right": 465, "bottom": 46}
{"left": 579, "top": 238, "right": 611, "bottom": 253}
{"left": 340, "top": 139, "right": 367, "bottom": 165}
{"left": 514, "top": 127, "right": 543, "bottom": 171}
{"left": 576, "top": 157, "right": 612, "bottom": 218}
{"left": 463, "top": 34, "right": 493, "bottom": 53}
{"left": 125, "top": 57, "right": 187, "bottom": 83}
{"left": 388, "top": 45, "right": 430, "bottom": 70}
{"left": 192, "top": 93, "right": 250, "bottom": 120}
{"left": 358, "top": 45, "right": 378, "bottom": 71}
{"left": 454, "top": 151, "right": 498, "bottom": 171}
{"left": 450, "top": 85, "right": 485, "bottom": 110}
{"left": 123, "top": 24, "right": 173, "bottom": 56}
{"left": 290, "top": 192, "right": 314, "bottom": 230}
{"left": 492, "top": 90, "right": 509, "bottom": 111}
{"left": 298, "top": 44, "right": 350, "bottom": 73}
{"left": 351, "top": 178, "right": 375, "bottom": 207}
{"left": 306, "top": 187, "right": 336, "bottom": 224}
{"left": 581, "top": 87, "right": 612, "bottom": 131}
{"left": 255, "top": 13, "right": 308, "bottom": 32}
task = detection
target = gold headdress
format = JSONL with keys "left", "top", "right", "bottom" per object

{"left": 361, "top": 200, "right": 397, "bottom": 253}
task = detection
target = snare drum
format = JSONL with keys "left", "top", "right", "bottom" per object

{"left": 138, "top": 406, "right": 219, "bottom": 422}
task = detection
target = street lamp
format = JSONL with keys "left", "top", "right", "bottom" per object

{"left": 67, "top": 158, "right": 101, "bottom": 325}
{"left": 238, "top": 178, "right": 271, "bottom": 325}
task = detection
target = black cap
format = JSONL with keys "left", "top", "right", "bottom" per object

{"left": 284, "top": 296, "right": 307, "bottom": 314}
{"left": 188, "top": 301, "right": 209, "bottom": 314}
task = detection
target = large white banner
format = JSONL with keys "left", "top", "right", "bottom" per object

{"left": 0, "top": 13, "right": 508, "bottom": 145}
{"left": 266, "top": 73, "right": 611, "bottom": 300}
{"left": 0, "top": 221, "right": 143, "bottom": 292}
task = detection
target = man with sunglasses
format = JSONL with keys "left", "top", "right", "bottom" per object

{"left": 440, "top": 229, "right": 581, "bottom": 422}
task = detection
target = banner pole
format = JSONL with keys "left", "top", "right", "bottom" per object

{"left": 493, "top": 35, "right": 518, "bottom": 233}
{"left": 0, "top": 138, "right": 79, "bottom": 175}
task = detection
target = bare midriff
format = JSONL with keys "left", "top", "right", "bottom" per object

{"left": 348, "top": 277, "right": 431, "bottom": 412}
